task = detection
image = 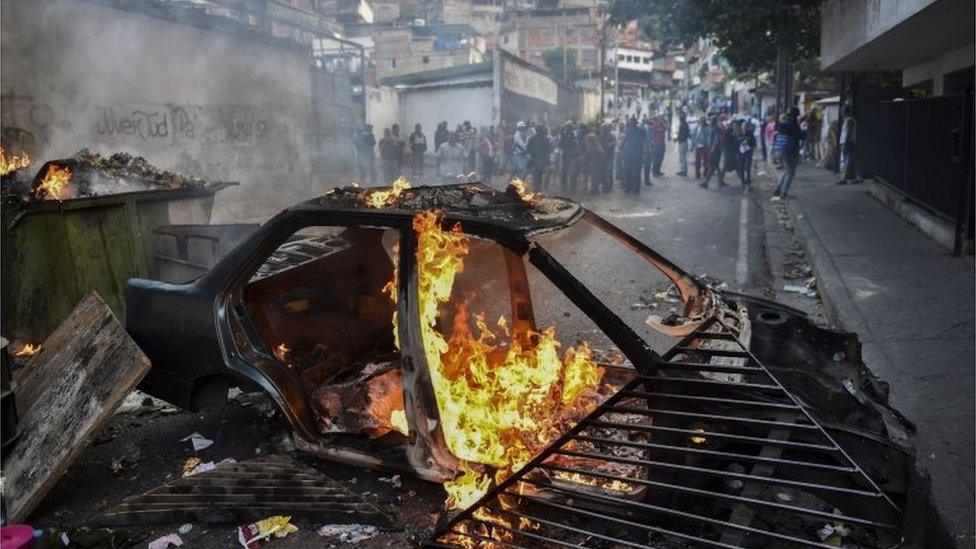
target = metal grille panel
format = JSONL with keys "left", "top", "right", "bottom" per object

{"left": 426, "top": 318, "right": 903, "bottom": 548}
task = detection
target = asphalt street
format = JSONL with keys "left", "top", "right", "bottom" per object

{"left": 529, "top": 145, "right": 769, "bottom": 354}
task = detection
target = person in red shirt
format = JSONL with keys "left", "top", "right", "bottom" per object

{"left": 649, "top": 115, "right": 668, "bottom": 177}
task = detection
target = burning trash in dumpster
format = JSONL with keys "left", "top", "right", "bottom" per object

{"left": 17, "top": 149, "right": 209, "bottom": 202}
{"left": 0, "top": 146, "right": 30, "bottom": 176}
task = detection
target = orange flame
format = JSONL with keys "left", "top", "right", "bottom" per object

{"left": 35, "top": 164, "right": 72, "bottom": 200}
{"left": 273, "top": 343, "right": 290, "bottom": 363}
{"left": 409, "top": 210, "right": 603, "bottom": 509}
{"left": 11, "top": 342, "right": 41, "bottom": 358}
{"left": 507, "top": 178, "right": 536, "bottom": 202}
{"left": 0, "top": 147, "right": 31, "bottom": 176}
{"left": 365, "top": 176, "right": 410, "bottom": 208}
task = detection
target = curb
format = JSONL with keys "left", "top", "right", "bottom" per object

{"left": 783, "top": 200, "right": 856, "bottom": 333}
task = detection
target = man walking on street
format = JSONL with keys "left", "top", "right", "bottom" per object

{"left": 436, "top": 132, "right": 466, "bottom": 184}
{"left": 773, "top": 107, "right": 803, "bottom": 200}
{"left": 513, "top": 121, "right": 529, "bottom": 178}
{"left": 356, "top": 124, "right": 376, "bottom": 185}
{"left": 699, "top": 117, "right": 724, "bottom": 188}
{"left": 675, "top": 112, "right": 690, "bottom": 176}
{"left": 622, "top": 117, "right": 646, "bottom": 194}
{"left": 837, "top": 111, "right": 858, "bottom": 184}
{"left": 558, "top": 122, "right": 579, "bottom": 192}
{"left": 600, "top": 124, "right": 616, "bottom": 191}
{"left": 379, "top": 128, "right": 398, "bottom": 183}
{"left": 391, "top": 124, "right": 406, "bottom": 177}
{"left": 649, "top": 115, "right": 667, "bottom": 178}
{"left": 478, "top": 128, "right": 496, "bottom": 185}
{"left": 409, "top": 123, "right": 427, "bottom": 178}
{"left": 692, "top": 116, "right": 711, "bottom": 179}
{"left": 735, "top": 120, "right": 756, "bottom": 192}
{"left": 526, "top": 124, "right": 552, "bottom": 192}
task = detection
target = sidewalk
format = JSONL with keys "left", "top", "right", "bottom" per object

{"left": 774, "top": 163, "right": 975, "bottom": 547}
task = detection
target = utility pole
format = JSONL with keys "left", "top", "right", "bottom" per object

{"left": 598, "top": 13, "right": 606, "bottom": 119}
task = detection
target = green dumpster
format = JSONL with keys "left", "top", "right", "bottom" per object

{"left": 2, "top": 182, "right": 233, "bottom": 341}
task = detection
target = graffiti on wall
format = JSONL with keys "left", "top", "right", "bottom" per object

{"left": 93, "top": 104, "right": 271, "bottom": 145}
{"left": 1, "top": 92, "right": 274, "bottom": 149}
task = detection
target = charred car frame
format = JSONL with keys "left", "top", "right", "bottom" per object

{"left": 127, "top": 183, "right": 927, "bottom": 547}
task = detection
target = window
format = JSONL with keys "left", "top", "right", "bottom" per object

{"left": 617, "top": 53, "right": 624, "bottom": 61}
{"left": 388, "top": 57, "right": 397, "bottom": 68}
{"left": 422, "top": 55, "right": 430, "bottom": 64}
{"left": 532, "top": 217, "right": 681, "bottom": 352}
{"left": 243, "top": 226, "right": 405, "bottom": 439}
{"left": 643, "top": 57, "right": 652, "bottom": 64}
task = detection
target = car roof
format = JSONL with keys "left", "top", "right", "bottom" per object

{"left": 289, "top": 182, "right": 583, "bottom": 237}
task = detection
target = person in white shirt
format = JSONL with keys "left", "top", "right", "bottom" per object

{"left": 512, "top": 121, "right": 529, "bottom": 178}
{"left": 436, "top": 132, "right": 467, "bottom": 184}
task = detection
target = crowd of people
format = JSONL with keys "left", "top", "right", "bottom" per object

{"left": 351, "top": 102, "right": 848, "bottom": 202}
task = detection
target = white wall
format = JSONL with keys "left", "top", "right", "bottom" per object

{"left": 366, "top": 86, "right": 401, "bottom": 134}
{"left": 398, "top": 85, "right": 494, "bottom": 135}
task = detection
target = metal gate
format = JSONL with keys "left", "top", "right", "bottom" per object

{"left": 857, "top": 93, "right": 974, "bottom": 250}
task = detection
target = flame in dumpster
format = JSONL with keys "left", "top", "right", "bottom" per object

{"left": 11, "top": 342, "right": 41, "bottom": 358}
{"left": 365, "top": 176, "right": 410, "bottom": 208}
{"left": 0, "top": 147, "right": 30, "bottom": 176}
{"left": 408, "top": 210, "right": 603, "bottom": 509}
{"left": 507, "top": 178, "right": 536, "bottom": 202}
{"left": 35, "top": 164, "right": 72, "bottom": 200}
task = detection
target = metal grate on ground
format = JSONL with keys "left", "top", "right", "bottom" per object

{"left": 425, "top": 317, "right": 904, "bottom": 548}
{"left": 98, "top": 454, "right": 391, "bottom": 526}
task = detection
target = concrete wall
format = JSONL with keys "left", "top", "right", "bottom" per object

{"left": 903, "top": 42, "right": 976, "bottom": 92}
{"left": 398, "top": 85, "right": 494, "bottom": 135}
{"left": 1, "top": 0, "right": 316, "bottom": 222}
{"left": 366, "top": 86, "right": 401, "bottom": 134}
{"left": 821, "top": 0, "right": 936, "bottom": 69}
{"left": 820, "top": 0, "right": 973, "bottom": 83}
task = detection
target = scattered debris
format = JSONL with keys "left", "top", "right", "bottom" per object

{"left": 317, "top": 524, "right": 380, "bottom": 543}
{"left": 178, "top": 524, "right": 194, "bottom": 535}
{"left": 181, "top": 457, "right": 236, "bottom": 477}
{"left": 238, "top": 515, "right": 298, "bottom": 548}
{"left": 147, "top": 533, "right": 183, "bottom": 549}
{"left": 181, "top": 432, "right": 214, "bottom": 451}
{"left": 1, "top": 292, "right": 151, "bottom": 523}
{"left": 784, "top": 284, "right": 817, "bottom": 297}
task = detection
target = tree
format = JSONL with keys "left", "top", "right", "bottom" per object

{"left": 607, "top": 0, "right": 821, "bottom": 75}
{"left": 542, "top": 47, "right": 581, "bottom": 83}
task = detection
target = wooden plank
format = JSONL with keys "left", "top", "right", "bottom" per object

{"left": 2, "top": 292, "right": 151, "bottom": 523}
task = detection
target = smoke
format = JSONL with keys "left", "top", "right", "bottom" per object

{"left": 1, "top": 0, "right": 351, "bottom": 222}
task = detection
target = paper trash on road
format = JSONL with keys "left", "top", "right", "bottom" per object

{"left": 181, "top": 432, "right": 214, "bottom": 451}
{"left": 317, "top": 524, "right": 380, "bottom": 543}
{"left": 148, "top": 533, "right": 183, "bottom": 549}
{"left": 238, "top": 515, "right": 298, "bottom": 548}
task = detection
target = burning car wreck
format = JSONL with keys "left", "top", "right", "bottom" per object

{"left": 126, "top": 181, "right": 928, "bottom": 547}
